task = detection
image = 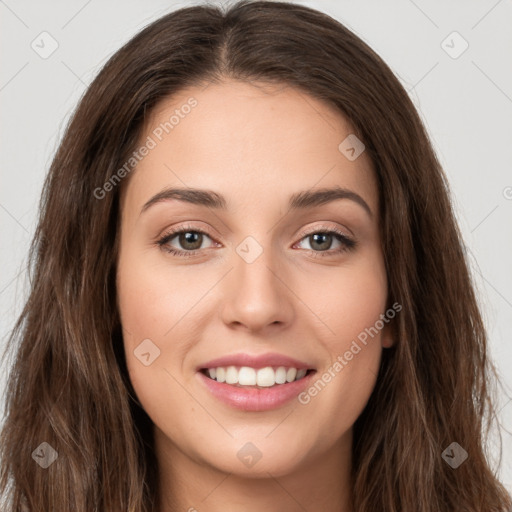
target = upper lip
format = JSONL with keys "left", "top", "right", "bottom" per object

{"left": 198, "top": 353, "right": 315, "bottom": 371}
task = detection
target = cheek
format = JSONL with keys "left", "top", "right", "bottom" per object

{"left": 117, "top": 246, "right": 204, "bottom": 340}
{"left": 297, "top": 251, "right": 387, "bottom": 349}
{"left": 293, "top": 255, "right": 388, "bottom": 421}
{"left": 116, "top": 246, "right": 216, "bottom": 420}
{"left": 327, "top": 272, "right": 387, "bottom": 347}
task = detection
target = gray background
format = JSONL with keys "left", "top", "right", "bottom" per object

{"left": 1, "top": 0, "right": 511, "bottom": 490}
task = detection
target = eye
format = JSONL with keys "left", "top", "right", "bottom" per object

{"left": 294, "top": 227, "right": 356, "bottom": 257}
{"left": 156, "top": 224, "right": 357, "bottom": 258}
{"left": 157, "top": 225, "right": 217, "bottom": 257}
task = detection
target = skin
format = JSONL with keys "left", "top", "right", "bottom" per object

{"left": 116, "top": 79, "right": 394, "bottom": 512}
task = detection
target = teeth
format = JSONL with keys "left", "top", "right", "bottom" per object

{"left": 275, "top": 366, "right": 287, "bottom": 384}
{"left": 226, "top": 366, "right": 238, "bottom": 384}
{"left": 296, "top": 368, "right": 307, "bottom": 380}
{"left": 238, "top": 366, "right": 256, "bottom": 385}
{"left": 286, "top": 368, "right": 297, "bottom": 382}
{"left": 203, "top": 366, "right": 311, "bottom": 387}
{"left": 216, "top": 367, "right": 226, "bottom": 383}
{"left": 256, "top": 367, "right": 274, "bottom": 387}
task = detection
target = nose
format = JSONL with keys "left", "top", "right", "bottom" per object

{"left": 220, "top": 241, "right": 294, "bottom": 334}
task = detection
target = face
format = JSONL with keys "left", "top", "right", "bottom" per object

{"left": 116, "top": 79, "right": 393, "bottom": 481}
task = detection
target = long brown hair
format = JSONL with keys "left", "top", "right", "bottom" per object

{"left": 1, "top": 1, "right": 510, "bottom": 510}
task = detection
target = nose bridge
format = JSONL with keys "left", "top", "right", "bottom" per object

{"left": 233, "top": 233, "right": 282, "bottom": 301}
{"left": 220, "top": 233, "right": 292, "bottom": 330}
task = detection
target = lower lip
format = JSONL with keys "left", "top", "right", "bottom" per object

{"left": 197, "top": 370, "right": 316, "bottom": 412}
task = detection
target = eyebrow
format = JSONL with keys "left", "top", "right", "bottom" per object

{"left": 140, "top": 185, "right": 373, "bottom": 218}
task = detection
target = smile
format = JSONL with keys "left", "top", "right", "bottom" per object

{"left": 200, "top": 366, "right": 314, "bottom": 388}
{"left": 197, "top": 366, "right": 317, "bottom": 412}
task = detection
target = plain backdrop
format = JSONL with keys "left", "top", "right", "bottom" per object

{"left": 1, "top": 0, "right": 511, "bottom": 491}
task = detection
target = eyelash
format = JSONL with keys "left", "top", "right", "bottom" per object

{"left": 156, "top": 223, "right": 357, "bottom": 259}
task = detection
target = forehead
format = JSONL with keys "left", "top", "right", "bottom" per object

{"left": 122, "top": 79, "right": 378, "bottom": 221}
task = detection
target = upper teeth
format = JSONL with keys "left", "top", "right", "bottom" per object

{"left": 205, "top": 366, "right": 308, "bottom": 387}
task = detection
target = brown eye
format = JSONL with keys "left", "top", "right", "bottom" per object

{"left": 157, "top": 227, "right": 216, "bottom": 256}
{"left": 308, "top": 233, "right": 334, "bottom": 251}
{"left": 295, "top": 229, "right": 356, "bottom": 256}
{"left": 175, "top": 231, "right": 204, "bottom": 251}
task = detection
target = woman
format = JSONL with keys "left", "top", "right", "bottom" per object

{"left": 1, "top": 1, "right": 510, "bottom": 510}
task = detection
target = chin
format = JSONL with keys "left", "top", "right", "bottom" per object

{"left": 195, "top": 438, "right": 308, "bottom": 478}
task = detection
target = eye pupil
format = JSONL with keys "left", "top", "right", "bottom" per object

{"left": 180, "top": 231, "right": 202, "bottom": 250}
{"left": 310, "top": 233, "right": 332, "bottom": 251}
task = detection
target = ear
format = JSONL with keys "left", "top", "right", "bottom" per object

{"left": 381, "top": 321, "right": 396, "bottom": 348}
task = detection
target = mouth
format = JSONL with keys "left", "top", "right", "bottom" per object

{"left": 199, "top": 366, "right": 317, "bottom": 389}
{"left": 197, "top": 365, "right": 318, "bottom": 411}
